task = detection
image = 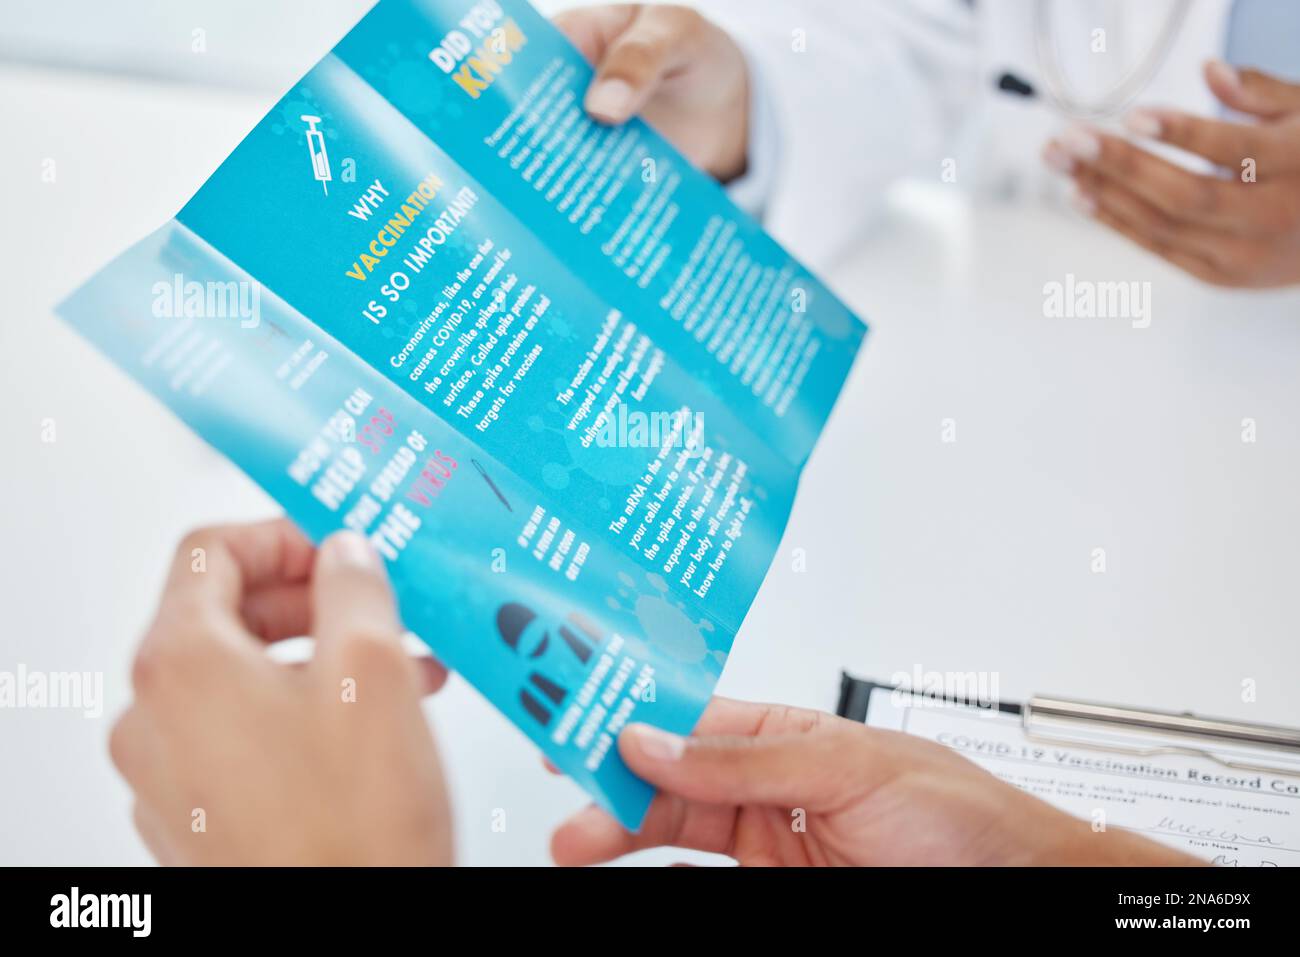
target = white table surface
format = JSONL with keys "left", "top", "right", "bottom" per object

{"left": 2, "top": 60, "right": 1298, "bottom": 867}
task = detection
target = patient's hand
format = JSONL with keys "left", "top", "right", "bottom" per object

{"left": 554, "top": 4, "right": 750, "bottom": 182}
{"left": 110, "top": 519, "right": 452, "bottom": 865}
{"left": 552, "top": 697, "right": 1203, "bottom": 866}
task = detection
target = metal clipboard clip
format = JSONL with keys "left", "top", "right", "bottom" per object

{"left": 1022, "top": 696, "right": 1300, "bottom": 777}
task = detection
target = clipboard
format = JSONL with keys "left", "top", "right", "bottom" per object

{"left": 837, "top": 672, "right": 1300, "bottom": 778}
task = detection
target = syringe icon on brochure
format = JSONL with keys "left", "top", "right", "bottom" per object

{"left": 472, "top": 459, "right": 513, "bottom": 513}
{"left": 300, "top": 115, "right": 332, "bottom": 196}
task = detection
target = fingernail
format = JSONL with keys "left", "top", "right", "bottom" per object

{"left": 323, "top": 531, "right": 380, "bottom": 570}
{"left": 627, "top": 724, "right": 685, "bottom": 762}
{"left": 585, "top": 78, "right": 634, "bottom": 121}
{"left": 1207, "top": 59, "right": 1242, "bottom": 93}
{"left": 1070, "top": 187, "right": 1097, "bottom": 217}
{"left": 1123, "top": 108, "right": 1163, "bottom": 139}
{"left": 1060, "top": 126, "right": 1101, "bottom": 162}
{"left": 1042, "top": 141, "right": 1075, "bottom": 175}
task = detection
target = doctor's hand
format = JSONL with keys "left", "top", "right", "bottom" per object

{"left": 1044, "top": 61, "right": 1300, "bottom": 288}
{"left": 554, "top": 4, "right": 750, "bottom": 182}
{"left": 551, "top": 697, "right": 1202, "bottom": 867}
{"left": 109, "top": 520, "right": 452, "bottom": 866}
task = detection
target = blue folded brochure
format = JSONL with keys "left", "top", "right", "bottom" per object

{"left": 57, "top": 0, "right": 866, "bottom": 828}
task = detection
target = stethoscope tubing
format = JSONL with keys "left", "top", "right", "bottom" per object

{"left": 1030, "top": 0, "right": 1192, "bottom": 119}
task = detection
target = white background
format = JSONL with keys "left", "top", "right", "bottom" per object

{"left": 2, "top": 1, "right": 1299, "bottom": 866}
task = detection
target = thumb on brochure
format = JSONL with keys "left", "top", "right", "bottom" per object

{"left": 312, "top": 532, "right": 404, "bottom": 653}
{"left": 311, "top": 531, "right": 449, "bottom": 695}
{"left": 618, "top": 721, "right": 855, "bottom": 809}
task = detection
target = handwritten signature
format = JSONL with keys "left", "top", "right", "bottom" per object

{"left": 1153, "top": 815, "right": 1283, "bottom": 847}
{"left": 1212, "top": 855, "right": 1277, "bottom": 867}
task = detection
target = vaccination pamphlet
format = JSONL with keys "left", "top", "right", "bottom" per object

{"left": 58, "top": 0, "right": 867, "bottom": 828}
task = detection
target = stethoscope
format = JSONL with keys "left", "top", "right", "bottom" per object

{"left": 997, "top": 0, "right": 1192, "bottom": 119}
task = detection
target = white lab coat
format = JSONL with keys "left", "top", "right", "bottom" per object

{"left": 698, "top": 0, "right": 1234, "bottom": 265}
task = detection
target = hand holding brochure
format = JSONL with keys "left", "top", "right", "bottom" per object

{"left": 58, "top": 0, "right": 866, "bottom": 828}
